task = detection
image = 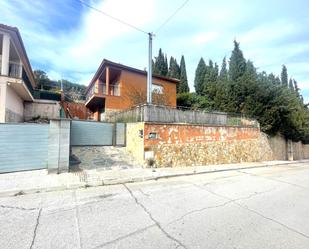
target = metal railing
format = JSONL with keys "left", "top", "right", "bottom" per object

{"left": 9, "top": 62, "right": 22, "bottom": 78}
{"left": 108, "top": 104, "right": 259, "bottom": 127}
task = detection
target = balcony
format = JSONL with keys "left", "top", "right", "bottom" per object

{"left": 0, "top": 58, "right": 22, "bottom": 79}
{"left": 86, "top": 82, "right": 120, "bottom": 101}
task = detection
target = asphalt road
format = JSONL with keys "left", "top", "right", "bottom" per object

{"left": 1, "top": 162, "right": 309, "bottom": 249}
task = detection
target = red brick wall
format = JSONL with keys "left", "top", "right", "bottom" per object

{"left": 144, "top": 123, "right": 260, "bottom": 146}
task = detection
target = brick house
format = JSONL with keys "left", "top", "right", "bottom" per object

{"left": 0, "top": 24, "right": 37, "bottom": 122}
{"left": 85, "top": 59, "right": 179, "bottom": 121}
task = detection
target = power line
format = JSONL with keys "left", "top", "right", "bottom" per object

{"left": 76, "top": 0, "right": 148, "bottom": 35}
{"left": 155, "top": 0, "right": 189, "bottom": 34}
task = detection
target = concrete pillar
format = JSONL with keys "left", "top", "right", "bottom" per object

{"left": 106, "top": 66, "right": 110, "bottom": 95}
{"left": 48, "top": 119, "right": 71, "bottom": 173}
{"left": 1, "top": 34, "right": 10, "bottom": 76}
{"left": 0, "top": 82, "right": 7, "bottom": 122}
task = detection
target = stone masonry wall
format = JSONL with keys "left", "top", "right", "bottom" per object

{"left": 143, "top": 123, "right": 272, "bottom": 167}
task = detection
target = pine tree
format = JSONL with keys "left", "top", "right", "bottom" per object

{"left": 194, "top": 58, "right": 206, "bottom": 95}
{"left": 281, "top": 65, "right": 288, "bottom": 87}
{"left": 178, "top": 55, "right": 190, "bottom": 93}
{"left": 229, "top": 40, "right": 246, "bottom": 81}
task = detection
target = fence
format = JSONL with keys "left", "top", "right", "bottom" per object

{"left": 109, "top": 104, "right": 259, "bottom": 127}
{"left": 0, "top": 123, "right": 49, "bottom": 173}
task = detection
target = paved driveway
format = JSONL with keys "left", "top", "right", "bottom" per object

{"left": 1, "top": 162, "right": 309, "bottom": 249}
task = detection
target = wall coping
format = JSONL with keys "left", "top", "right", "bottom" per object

{"left": 143, "top": 122, "right": 260, "bottom": 129}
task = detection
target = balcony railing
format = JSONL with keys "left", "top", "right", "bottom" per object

{"left": 9, "top": 62, "right": 22, "bottom": 78}
{"left": 0, "top": 59, "right": 22, "bottom": 78}
{"left": 86, "top": 82, "right": 120, "bottom": 101}
{"left": 110, "top": 84, "right": 120, "bottom": 96}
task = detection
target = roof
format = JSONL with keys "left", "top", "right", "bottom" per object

{"left": 86, "top": 59, "right": 180, "bottom": 93}
{"left": 0, "top": 24, "right": 36, "bottom": 88}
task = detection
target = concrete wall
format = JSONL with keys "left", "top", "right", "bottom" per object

{"left": 304, "top": 145, "right": 309, "bottom": 159}
{"left": 267, "top": 134, "right": 287, "bottom": 160}
{"left": 0, "top": 80, "right": 7, "bottom": 122}
{"left": 5, "top": 84, "right": 24, "bottom": 122}
{"left": 126, "top": 122, "right": 144, "bottom": 164}
{"left": 24, "top": 100, "right": 61, "bottom": 121}
{"left": 47, "top": 119, "right": 70, "bottom": 173}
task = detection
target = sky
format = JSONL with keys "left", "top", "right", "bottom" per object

{"left": 0, "top": 0, "right": 308, "bottom": 103}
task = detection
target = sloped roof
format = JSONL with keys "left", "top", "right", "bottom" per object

{"left": 86, "top": 59, "right": 180, "bottom": 93}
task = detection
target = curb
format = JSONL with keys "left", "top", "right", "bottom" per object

{"left": 0, "top": 160, "right": 308, "bottom": 197}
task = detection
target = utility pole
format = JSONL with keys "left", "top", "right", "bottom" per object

{"left": 147, "top": 32, "right": 153, "bottom": 104}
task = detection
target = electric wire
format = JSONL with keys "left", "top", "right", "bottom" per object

{"left": 76, "top": 0, "right": 148, "bottom": 34}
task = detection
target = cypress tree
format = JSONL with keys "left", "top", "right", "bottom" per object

{"left": 219, "top": 57, "right": 228, "bottom": 82}
{"left": 289, "top": 78, "right": 294, "bottom": 90}
{"left": 168, "top": 57, "right": 180, "bottom": 79}
{"left": 178, "top": 55, "right": 190, "bottom": 93}
{"left": 293, "top": 79, "right": 300, "bottom": 97}
{"left": 281, "top": 65, "right": 288, "bottom": 87}
{"left": 194, "top": 58, "right": 206, "bottom": 95}
{"left": 229, "top": 40, "right": 246, "bottom": 81}
{"left": 163, "top": 54, "right": 168, "bottom": 76}
{"left": 153, "top": 48, "right": 167, "bottom": 76}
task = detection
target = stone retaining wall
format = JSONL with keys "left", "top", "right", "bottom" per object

{"left": 143, "top": 123, "right": 271, "bottom": 167}
{"left": 125, "top": 122, "right": 308, "bottom": 167}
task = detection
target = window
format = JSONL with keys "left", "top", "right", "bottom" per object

{"left": 152, "top": 83, "right": 163, "bottom": 94}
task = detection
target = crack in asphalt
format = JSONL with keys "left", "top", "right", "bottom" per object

{"left": 123, "top": 184, "right": 188, "bottom": 249}
{"left": 238, "top": 170, "right": 309, "bottom": 190}
{"left": 138, "top": 189, "right": 150, "bottom": 197}
{"left": 92, "top": 224, "right": 156, "bottom": 249}
{"left": 198, "top": 185, "right": 309, "bottom": 241}
{"left": 73, "top": 191, "right": 83, "bottom": 249}
{"left": 0, "top": 204, "right": 38, "bottom": 211}
{"left": 166, "top": 189, "right": 272, "bottom": 227}
{"left": 29, "top": 208, "right": 42, "bottom": 249}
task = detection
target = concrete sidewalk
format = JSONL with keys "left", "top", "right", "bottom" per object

{"left": 0, "top": 160, "right": 308, "bottom": 197}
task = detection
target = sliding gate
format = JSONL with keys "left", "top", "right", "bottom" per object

{"left": 70, "top": 120, "right": 126, "bottom": 146}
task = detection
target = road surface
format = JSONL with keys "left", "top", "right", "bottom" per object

{"left": 1, "top": 162, "right": 309, "bottom": 249}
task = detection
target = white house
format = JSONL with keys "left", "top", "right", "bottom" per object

{"left": 0, "top": 24, "right": 36, "bottom": 122}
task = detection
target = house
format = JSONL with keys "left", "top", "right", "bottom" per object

{"left": 85, "top": 59, "right": 179, "bottom": 121}
{"left": 0, "top": 24, "right": 37, "bottom": 123}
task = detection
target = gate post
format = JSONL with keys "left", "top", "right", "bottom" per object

{"left": 48, "top": 119, "right": 71, "bottom": 173}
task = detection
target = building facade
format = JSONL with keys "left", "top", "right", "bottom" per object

{"left": 0, "top": 24, "right": 36, "bottom": 123}
{"left": 85, "top": 59, "right": 179, "bottom": 121}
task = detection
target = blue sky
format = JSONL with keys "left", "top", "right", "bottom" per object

{"left": 1, "top": 0, "right": 308, "bottom": 103}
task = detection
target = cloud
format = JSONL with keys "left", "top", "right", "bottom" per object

{"left": 1, "top": 0, "right": 155, "bottom": 84}
{"left": 192, "top": 32, "right": 219, "bottom": 46}
{"left": 0, "top": 0, "right": 308, "bottom": 104}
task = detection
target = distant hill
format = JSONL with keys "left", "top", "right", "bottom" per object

{"left": 33, "top": 70, "right": 86, "bottom": 102}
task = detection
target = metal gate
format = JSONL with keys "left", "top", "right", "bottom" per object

{"left": 0, "top": 124, "right": 49, "bottom": 173}
{"left": 115, "top": 123, "right": 126, "bottom": 146}
{"left": 70, "top": 120, "right": 126, "bottom": 146}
